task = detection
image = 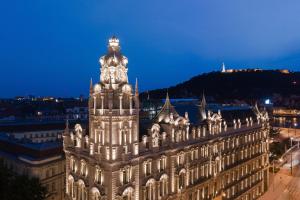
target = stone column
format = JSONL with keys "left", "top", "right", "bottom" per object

{"left": 119, "top": 95, "right": 123, "bottom": 115}
{"left": 101, "top": 96, "right": 104, "bottom": 115}
{"left": 93, "top": 96, "right": 96, "bottom": 114}
{"left": 130, "top": 96, "right": 133, "bottom": 114}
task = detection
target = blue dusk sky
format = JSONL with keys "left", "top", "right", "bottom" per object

{"left": 1, "top": 0, "right": 300, "bottom": 97}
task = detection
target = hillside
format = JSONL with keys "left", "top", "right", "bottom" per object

{"left": 141, "top": 70, "right": 300, "bottom": 104}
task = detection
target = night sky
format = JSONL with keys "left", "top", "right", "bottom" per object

{"left": 1, "top": 0, "right": 300, "bottom": 97}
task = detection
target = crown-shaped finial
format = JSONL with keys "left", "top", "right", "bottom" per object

{"left": 108, "top": 36, "right": 120, "bottom": 49}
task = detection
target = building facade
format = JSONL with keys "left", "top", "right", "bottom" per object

{"left": 63, "top": 37, "right": 270, "bottom": 200}
{"left": 0, "top": 122, "right": 66, "bottom": 143}
{"left": 0, "top": 134, "right": 65, "bottom": 200}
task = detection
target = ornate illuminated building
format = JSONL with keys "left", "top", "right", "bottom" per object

{"left": 63, "top": 37, "right": 270, "bottom": 200}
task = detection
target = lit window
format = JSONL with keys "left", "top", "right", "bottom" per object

{"left": 121, "top": 166, "right": 131, "bottom": 184}
{"left": 112, "top": 147, "right": 117, "bottom": 160}
{"left": 95, "top": 166, "right": 102, "bottom": 185}
{"left": 158, "top": 156, "right": 166, "bottom": 172}
{"left": 80, "top": 160, "right": 88, "bottom": 176}
{"left": 179, "top": 172, "right": 185, "bottom": 189}
{"left": 160, "top": 175, "right": 168, "bottom": 197}
{"left": 144, "top": 160, "right": 152, "bottom": 176}
{"left": 190, "top": 149, "right": 194, "bottom": 161}
{"left": 178, "top": 152, "right": 185, "bottom": 165}
{"left": 134, "top": 143, "right": 139, "bottom": 155}
{"left": 106, "top": 147, "right": 110, "bottom": 160}
{"left": 70, "top": 157, "right": 76, "bottom": 172}
{"left": 146, "top": 180, "right": 155, "bottom": 200}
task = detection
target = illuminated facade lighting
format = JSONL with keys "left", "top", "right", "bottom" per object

{"left": 63, "top": 37, "right": 270, "bottom": 200}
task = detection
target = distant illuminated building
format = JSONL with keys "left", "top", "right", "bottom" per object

{"left": 221, "top": 63, "right": 263, "bottom": 73}
{"left": 66, "top": 107, "right": 88, "bottom": 120}
{"left": 221, "top": 63, "right": 226, "bottom": 73}
{"left": 63, "top": 37, "right": 270, "bottom": 200}
{"left": 220, "top": 63, "right": 289, "bottom": 74}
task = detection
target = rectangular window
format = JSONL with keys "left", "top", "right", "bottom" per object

{"left": 112, "top": 147, "right": 116, "bottom": 160}
{"left": 106, "top": 147, "right": 110, "bottom": 160}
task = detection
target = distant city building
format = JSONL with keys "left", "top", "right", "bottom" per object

{"left": 35, "top": 109, "right": 67, "bottom": 121}
{"left": 273, "top": 107, "right": 300, "bottom": 117}
{"left": 0, "top": 132, "right": 65, "bottom": 200}
{"left": 63, "top": 37, "right": 270, "bottom": 200}
{"left": 0, "top": 96, "right": 89, "bottom": 123}
{"left": 0, "top": 122, "right": 66, "bottom": 143}
{"left": 66, "top": 107, "right": 89, "bottom": 120}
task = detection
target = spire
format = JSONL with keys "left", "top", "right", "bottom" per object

{"left": 147, "top": 91, "right": 150, "bottom": 100}
{"left": 89, "top": 78, "right": 93, "bottom": 94}
{"left": 221, "top": 62, "right": 226, "bottom": 73}
{"left": 165, "top": 91, "right": 170, "bottom": 106}
{"left": 253, "top": 102, "right": 261, "bottom": 116}
{"left": 199, "top": 92, "right": 207, "bottom": 121}
{"left": 154, "top": 91, "right": 179, "bottom": 123}
{"left": 135, "top": 78, "right": 139, "bottom": 96}
{"left": 200, "top": 92, "right": 206, "bottom": 108}
{"left": 64, "top": 118, "right": 69, "bottom": 135}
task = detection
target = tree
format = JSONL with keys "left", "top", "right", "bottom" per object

{"left": 269, "top": 127, "right": 280, "bottom": 136}
{"left": 0, "top": 160, "right": 47, "bottom": 200}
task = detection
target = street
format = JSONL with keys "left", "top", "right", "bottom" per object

{"left": 259, "top": 148, "right": 300, "bottom": 200}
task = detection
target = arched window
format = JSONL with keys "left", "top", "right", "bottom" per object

{"left": 80, "top": 160, "right": 88, "bottom": 177}
{"left": 70, "top": 156, "right": 76, "bottom": 172}
{"left": 122, "top": 187, "right": 134, "bottom": 200}
{"left": 145, "top": 179, "right": 155, "bottom": 200}
{"left": 143, "top": 159, "right": 152, "bottom": 176}
{"left": 91, "top": 187, "right": 101, "bottom": 200}
{"left": 67, "top": 175, "right": 75, "bottom": 198}
{"left": 95, "top": 166, "right": 102, "bottom": 185}
{"left": 159, "top": 174, "right": 168, "bottom": 197}
{"left": 78, "top": 180, "right": 87, "bottom": 200}
{"left": 178, "top": 169, "right": 186, "bottom": 190}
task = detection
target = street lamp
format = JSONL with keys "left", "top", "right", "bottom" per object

{"left": 290, "top": 151, "right": 293, "bottom": 175}
{"left": 287, "top": 119, "right": 291, "bottom": 138}
{"left": 294, "top": 122, "right": 298, "bottom": 137}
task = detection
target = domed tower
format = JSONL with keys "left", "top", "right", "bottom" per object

{"left": 64, "top": 37, "right": 140, "bottom": 200}
{"left": 88, "top": 36, "right": 140, "bottom": 198}
{"left": 89, "top": 36, "right": 139, "bottom": 152}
